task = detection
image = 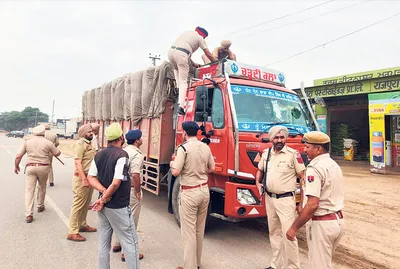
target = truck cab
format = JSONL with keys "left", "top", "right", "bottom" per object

{"left": 168, "top": 60, "right": 312, "bottom": 224}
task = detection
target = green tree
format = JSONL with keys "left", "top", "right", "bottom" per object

{"left": 0, "top": 107, "right": 49, "bottom": 131}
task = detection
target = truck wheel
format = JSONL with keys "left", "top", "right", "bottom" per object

{"left": 171, "top": 176, "right": 181, "bottom": 227}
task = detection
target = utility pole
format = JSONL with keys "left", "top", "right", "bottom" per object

{"left": 34, "top": 112, "right": 38, "bottom": 126}
{"left": 149, "top": 53, "right": 161, "bottom": 66}
{"left": 51, "top": 99, "right": 55, "bottom": 125}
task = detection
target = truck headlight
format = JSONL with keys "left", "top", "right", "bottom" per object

{"left": 237, "top": 189, "right": 258, "bottom": 205}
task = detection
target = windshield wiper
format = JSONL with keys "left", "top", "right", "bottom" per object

{"left": 255, "top": 122, "right": 304, "bottom": 138}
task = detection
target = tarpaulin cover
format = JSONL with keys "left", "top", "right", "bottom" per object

{"left": 101, "top": 82, "right": 112, "bottom": 121}
{"left": 82, "top": 91, "right": 88, "bottom": 120}
{"left": 123, "top": 74, "right": 132, "bottom": 120}
{"left": 89, "top": 60, "right": 176, "bottom": 124}
{"left": 94, "top": 87, "right": 103, "bottom": 120}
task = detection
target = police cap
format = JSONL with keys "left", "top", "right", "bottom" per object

{"left": 302, "top": 131, "right": 330, "bottom": 144}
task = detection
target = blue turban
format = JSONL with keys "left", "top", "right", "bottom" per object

{"left": 125, "top": 129, "right": 142, "bottom": 144}
{"left": 182, "top": 121, "right": 200, "bottom": 136}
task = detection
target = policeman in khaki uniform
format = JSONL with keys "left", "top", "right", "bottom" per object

{"left": 113, "top": 129, "right": 145, "bottom": 261}
{"left": 170, "top": 121, "right": 215, "bottom": 269}
{"left": 67, "top": 124, "right": 97, "bottom": 242}
{"left": 168, "top": 27, "right": 218, "bottom": 115}
{"left": 286, "top": 131, "right": 344, "bottom": 269}
{"left": 14, "top": 125, "right": 61, "bottom": 223}
{"left": 44, "top": 124, "right": 59, "bottom": 187}
{"left": 255, "top": 126, "right": 305, "bottom": 269}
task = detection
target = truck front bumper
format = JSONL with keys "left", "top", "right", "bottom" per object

{"left": 224, "top": 181, "right": 266, "bottom": 218}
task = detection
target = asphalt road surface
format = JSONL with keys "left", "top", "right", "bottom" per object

{"left": 0, "top": 133, "right": 312, "bottom": 269}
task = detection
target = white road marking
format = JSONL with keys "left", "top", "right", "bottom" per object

{"left": 45, "top": 194, "right": 70, "bottom": 227}
{"left": 3, "top": 145, "right": 69, "bottom": 227}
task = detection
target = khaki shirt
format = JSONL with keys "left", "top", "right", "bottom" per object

{"left": 172, "top": 137, "right": 215, "bottom": 186}
{"left": 73, "top": 138, "right": 95, "bottom": 174}
{"left": 173, "top": 31, "right": 208, "bottom": 55}
{"left": 258, "top": 145, "right": 305, "bottom": 194}
{"left": 304, "top": 153, "right": 344, "bottom": 216}
{"left": 124, "top": 145, "right": 144, "bottom": 184}
{"left": 45, "top": 130, "right": 59, "bottom": 147}
{"left": 17, "top": 136, "right": 60, "bottom": 164}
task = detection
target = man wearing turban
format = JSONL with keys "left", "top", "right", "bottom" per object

{"left": 67, "top": 123, "right": 97, "bottom": 242}
{"left": 255, "top": 125, "right": 306, "bottom": 269}
{"left": 112, "top": 129, "right": 145, "bottom": 261}
{"left": 88, "top": 123, "right": 140, "bottom": 268}
{"left": 14, "top": 125, "right": 61, "bottom": 223}
{"left": 202, "top": 40, "right": 237, "bottom": 64}
{"left": 168, "top": 27, "right": 218, "bottom": 116}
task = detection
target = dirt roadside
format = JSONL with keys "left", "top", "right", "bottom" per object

{"left": 58, "top": 140, "right": 399, "bottom": 268}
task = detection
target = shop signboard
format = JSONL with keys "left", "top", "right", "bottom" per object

{"left": 314, "top": 66, "right": 400, "bottom": 86}
{"left": 368, "top": 91, "right": 400, "bottom": 174}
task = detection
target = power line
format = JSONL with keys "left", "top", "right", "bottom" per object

{"left": 265, "top": 11, "right": 400, "bottom": 67}
{"left": 227, "top": 0, "right": 336, "bottom": 36}
{"left": 237, "top": 0, "right": 370, "bottom": 39}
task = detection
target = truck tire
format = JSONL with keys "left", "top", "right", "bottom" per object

{"left": 171, "top": 176, "right": 181, "bottom": 227}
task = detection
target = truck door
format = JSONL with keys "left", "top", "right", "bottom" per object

{"left": 194, "top": 87, "right": 227, "bottom": 182}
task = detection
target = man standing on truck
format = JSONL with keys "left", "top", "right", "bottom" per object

{"left": 201, "top": 40, "right": 237, "bottom": 64}
{"left": 14, "top": 125, "right": 61, "bottom": 223}
{"left": 67, "top": 124, "right": 97, "bottom": 242}
{"left": 44, "top": 124, "right": 59, "bottom": 187}
{"left": 170, "top": 121, "right": 215, "bottom": 269}
{"left": 168, "top": 27, "right": 218, "bottom": 116}
{"left": 112, "top": 129, "right": 145, "bottom": 261}
{"left": 88, "top": 123, "right": 139, "bottom": 269}
{"left": 255, "top": 125, "right": 305, "bottom": 269}
{"left": 286, "top": 131, "right": 344, "bottom": 269}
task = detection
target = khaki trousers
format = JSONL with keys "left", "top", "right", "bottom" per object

{"left": 307, "top": 218, "right": 345, "bottom": 269}
{"left": 168, "top": 49, "right": 190, "bottom": 107}
{"left": 25, "top": 166, "right": 50, "bottom": 217}
{"left": 180, "top": 186, "right": 210, "bottom": 269}
{"left": 265, "top": 194, "right": 300, "bottom": 269}
{"left": 47, "top": 155, "right": 54, "bottom": 184}
{"left": 68, "top": 176, "right": 94, "bottom": 234}
{"left": 113, "top": 189, "right": 142, "bottom": 247}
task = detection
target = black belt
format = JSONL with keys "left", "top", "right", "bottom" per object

{"left": 267, "top": 191, "right": 294, "bottom": 199}
{"left": 171, "top": 46, "right": 190, "bottom": 55}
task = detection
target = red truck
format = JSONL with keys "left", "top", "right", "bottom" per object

{"left": 83, "top": 60, "right": 312, "bottom": 226}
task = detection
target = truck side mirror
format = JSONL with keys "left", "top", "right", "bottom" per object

{"left": 195, "top": 86, "right": 209, "bottom": 121}
{"left": 196, "top": 86, "right": 209, "bottom": 109}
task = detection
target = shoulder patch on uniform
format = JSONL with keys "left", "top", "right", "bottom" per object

{"left": 179, "top": 144, "right": 187, "bottom": 152}
{"left": 307, "top": 175, "right": 314, "bottom": 182}
{"left": 77, "top": 140, "right": 84, "bottom": 145}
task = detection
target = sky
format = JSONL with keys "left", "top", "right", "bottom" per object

{"left": 1, "top": 0, "right": 399, "bottom": 120}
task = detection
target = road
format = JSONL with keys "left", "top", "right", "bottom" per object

{"left": 0, "top": 133, "right": 316, "bottom": 269}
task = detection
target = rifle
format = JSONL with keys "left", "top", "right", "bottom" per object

{"left": 261, "top": 148, "right": 272, "bottom": 200}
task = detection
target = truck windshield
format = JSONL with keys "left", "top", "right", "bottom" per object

{"left": 231, "top": 85, "right": 312, "bottom": 134}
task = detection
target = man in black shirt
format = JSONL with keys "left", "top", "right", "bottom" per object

{"left": 88, "top": 123, "right": 139, "bottom": 269}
